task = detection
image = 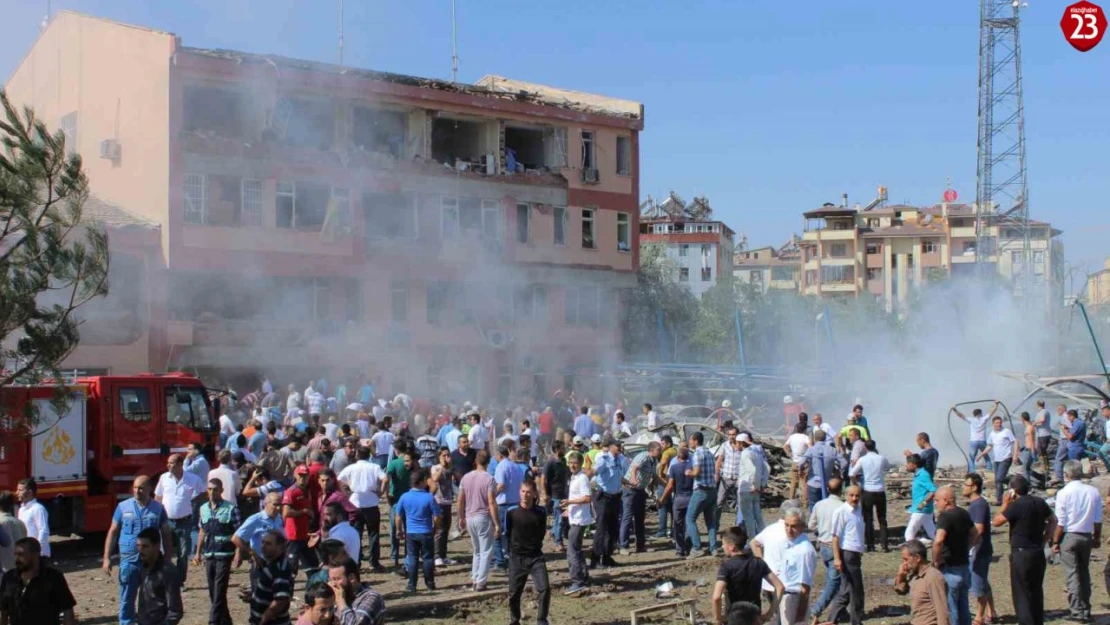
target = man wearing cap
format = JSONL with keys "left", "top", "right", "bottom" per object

{"left": 591, "top": 439, "right": 627, "bottom": 568}
{"left": 282, "top": 465, "right": 317, "bottom": 578}
{"left": 567, "top": 436, "right": 593, "bottom": 473}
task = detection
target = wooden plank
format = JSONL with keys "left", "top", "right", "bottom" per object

{"left": 630, "top": 598, "right": 696, "bottom": 625}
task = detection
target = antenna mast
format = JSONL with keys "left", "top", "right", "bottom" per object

{"left": 975, "top": 0, "right": 1031, "bottom": 302}
{"left": 451, "top": 0, "right": 459, "bottom": 83}
{"left": 338, "top": 0, "right": 344, "bottom": 66}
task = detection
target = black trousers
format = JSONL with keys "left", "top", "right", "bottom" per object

{"left": 1010, "top": 547, "right": 1046, "bottom": 625}
{"left": 286, "top": 539, "right": 319, "bottom": 578}
{"left": 435, "top": 503, "right": 453, "bottom": 560}
{"left": 860, "top": 490, "right": 888, "bottom": 550}
{"left": 672, "top": 502, "right": 690, "bottom": 556}
{"left": 591, "top": 492, "right": 620, "bottom": 564}
{"left": 508, "top": 553, "right": 550, "bottom": 625}
{"left": 357, "top": 506, "right": 382, "bottom": 567}
{"left": 205, "top": 557, "right": 233, "bottom": 625}
{"left": 827, "top": 549, "right": 864, "bottom": 625}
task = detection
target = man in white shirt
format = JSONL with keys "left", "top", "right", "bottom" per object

{"left": 1052, "top": 459, "right": 1103, "bottom": 622}
{"left": 339, "top": 446, "right": 387, "bottom": 571}
{"left": 370, "top": 420, "right": 396, "bottom": 469}
{"left": 953, "top": 402, "right": 998, "bottom": 474}
{"left": 642, "top": 403, "right": 658, "bottom": 429}
{"left": 778, "top": 508, "right": 817, "bottom": 625}
{"left": 751, "top": 500, "right": 803, "bottom": 611}
{"left": 827, "top": 485, "right": 866, "bottom": 625}
{"left": 468, "top": 413, "right": 490, "bottom": 454}
{"left": 784, "top": 423, "right": 811, "bottom": 505}
{"left": 811, "top": 413, "right": 835, "bottom": 442}
{"left": 286, "top": 383, "right": 302, "bottom": 414}
{"left": 848, "top": 440, "right": 892, "bottom": 552}
{"left": 737, "top": 433, "right": 766, "bottom": 537}
{"left": 218, "top": 413, "right": 237, "bottom": 448}
{"left": 304, "top": 382, "right": 325, "bottom": 416}
{"left": 563, "top": 451, "right": 594, "bottom": 594}
{"left": 155, "top": 453, "right": 206, "bottom": 586}
{"left": 975, "top": 415, "right": 1019, "bottom": 505}
{"left": 322, "top": 501, "right": 361, "bottom": 564}
{"left": 208, "top": 450, "right": 241, "bottom": 504}
{"left": 808, "top": 479, "right": 843, "bottom": 624}
{"left": 16, "top": 478, "right": 50, "bottom": 558}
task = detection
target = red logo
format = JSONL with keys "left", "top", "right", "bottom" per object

{"left": 943, "top": 189, "right": 958, "bottom": 203}
{"left": 1061, "top": 1, "right": 1106, "bottom": 52}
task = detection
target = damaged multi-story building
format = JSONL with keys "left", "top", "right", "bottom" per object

{"left": 638, "top": 193, "right": 735, "bottom": 298}
{"left": 4, "top": 12, "right": 644, "bottom": 401}
{"left": 733, "top": 237, "right": 802, "bottom": 293}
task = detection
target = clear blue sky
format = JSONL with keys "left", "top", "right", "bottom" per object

{"left": 2, "top": 0, "right": 1107, "bottom": 285}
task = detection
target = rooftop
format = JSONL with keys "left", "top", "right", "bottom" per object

{"left": 83, "top": 195, "right": 159, "bottom": 230}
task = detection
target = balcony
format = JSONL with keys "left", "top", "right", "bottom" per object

{"left": 820, "top": 257, "right": 855, "bottom": 267}
{"left": 821, "top": 282, "right": 856, "bottom": 293}
{"left": 950, "top": 227, "right": 976, "bottom": 238}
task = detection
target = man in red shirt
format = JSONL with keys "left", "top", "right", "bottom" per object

{"left": 538, "top": 408, "right": 555, "bottom": 448}
{"left": 283, "top": 465, "right": 319, "bottom": 576}
{"left": 306, "top": 451, "right": 328, "bottom": 516}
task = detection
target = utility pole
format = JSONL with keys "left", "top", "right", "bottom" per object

{"left": 976, "top": 0, "right": 1032, "bottom": 304}
{"left": 451, "top": 0, "right": 459, "bottom": 83}
{"left": 338, "top": 0, "right": 344, "bottom": 66}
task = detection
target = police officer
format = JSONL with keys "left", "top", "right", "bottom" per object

{"left": 102, "top": 475, "right": 173, "bottom": 625}
{"left": 192, "top": 478, "right": 241, "bottom": 625}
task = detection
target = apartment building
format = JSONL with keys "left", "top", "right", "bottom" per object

{"left": 639, "top": 193, "right": 735, "bottom": 298}
{"left": 1084, "top": 258, "right": 1110, "bottom": 308}
{"left": 4, "top": 12, "right": 643, "bottom": 401}
{"left": 733, "top": 237, "right": 801, "bottom": 293}
{"left": 799, "top": 198, "right": 1064, "bottom": 312}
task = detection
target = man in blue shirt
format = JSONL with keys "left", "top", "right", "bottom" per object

{"left": 1065, "top": 409, "right": 1088, "bottom": 460}
{"left": 231, "top": 492, "right": 284, "bottom": 598}
{"left": 101, "top": 476, "right": 172, "bottom": 625}
{"left": 591, "top": 439, "right": 627, "bottom": 568}
{"left": 493, "top": 445, "right": 524, "bottom": 570}
{"left": 437, "top": 418, "right": 457, "bottom": 449}
{"left": 904, "top": 453, "right": 937, "bottom": 543}
{"left": 800, "top": 430, "right": 840, "bottom": 510}
{"left": 685, "top": 432, "right": 719, "bottom": 558}
{"left": 573, "top": 407, "right": 595, "bottom": 441}
{"left": 395, "top": 468, "right": 441, "bottom": 592}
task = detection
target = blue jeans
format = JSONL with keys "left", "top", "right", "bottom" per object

{"left": 168, "top": 516, "right": 193, "bottom": 586}
{"left": 389, "top": 506, "right": 403, "bottom": 563}
{"left": 807, "top": 485, "right": 824, "bottom": 512}
{"left": 1087, "top": 442, "right": 1110, "bottom": 472}
{"left": 686, "top": 488, "right": 717, "bottom": 554}
{"left": 405, "top": 532, "right": 435, "bottom": 589}
{"left": 549, "top": 499, "right": 565, "bottom": 546}
{"left": 738, "top": 492, "right": 762, "bottom": 538}
{"left": 493, "top": 503, "right": 517, "bottom": 568}
{"left": 118, "top": 555, "right": 142, "bottom": 625}
{"left": 942, "top": 564, "right": 972, "bottom": 625}
{"left": 811, "top": 543, "right": 841, "bottom": 619}
{"left": 655, "top": 485, "right": 671, "bottom": 537}
{"left": 619, "top": 487, "right": 647, "bottom": 551}
{"left": 968, "top": 440, "right": 992, "bottom": 472}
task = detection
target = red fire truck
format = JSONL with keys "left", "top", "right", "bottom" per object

{"left": 0, "top": 373, "right": 221, "bottom": 535}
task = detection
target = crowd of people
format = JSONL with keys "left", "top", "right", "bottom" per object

{"left": 1, "top": 377, "right": 1110, "bottom": 625}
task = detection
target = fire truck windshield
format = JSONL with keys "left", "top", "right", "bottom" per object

{"left": 165, "top": 387, "right": 216, "bottom": 432}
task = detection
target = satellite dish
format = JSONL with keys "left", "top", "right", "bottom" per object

{"left": 922, "top": 214, "right": 934, "bottom": 225}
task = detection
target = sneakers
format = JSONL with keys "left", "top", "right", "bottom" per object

{"left": 686, "top": 550, "right": 709, "bottom": 560}
{"left": 434, "top": 558, "right": 445, "bottom": 566}
{"left": 441, "top": 557, "right": 457, "bottom": 565}
{"left": 564, "top": 583, "right": 588, "bottom": 596}
{"left": 474, "top": 582, "right": 488, "bottom": 591}
{"left": 404, "top": 585, "right": 417, "bottom": 593}
{"left": 619, "top": 548, "right": 631, "bottom": 556}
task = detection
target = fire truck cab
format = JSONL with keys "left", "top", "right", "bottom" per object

{"left": 0, "top": 372, "right": 219, "bottom": 535}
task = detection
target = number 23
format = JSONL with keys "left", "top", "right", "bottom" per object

{"left": 1071, "top": 13, "right": 1100, "bottom": 39}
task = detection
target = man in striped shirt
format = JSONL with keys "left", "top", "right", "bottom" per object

{"left": 686, "top": 432, "right": 719, "bottom": 558}
{"left": 619, "top": 442, "right": 662, "bottom": 555}
{"left": 327, "top": 559, "right": 386, "bottom": 625}
{"left": 250, "top": 530, "right": 293, "bottom": 625}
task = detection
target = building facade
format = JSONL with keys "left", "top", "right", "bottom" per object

{"left": 5, "top": 11, "right": 643, "bottom": 402}
{"left": 733, "top": 238, "right": 801, "bottom": 293}
{"left": 639, "top": 193, "right": 735, "bottom": 299}
{"left": 799, "top": 198, "right": 1063, "bottom": 313}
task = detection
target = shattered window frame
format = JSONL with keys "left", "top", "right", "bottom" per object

{"left": 351, "top": 105, "right": 407, "bottom": 157}
{"left": 553, "top": 206, "right": 567, "bottom": 246}
{"left": 581, "top": 130, "right": 596, "bottom": 170}
{"left": 183, "top": 173, "right": 207, "bottom": 225}
{"left": 363, "top": 190, "right": 418, "bottom": 241}
{"left": 581, "top": 208, "right": 595, "bottom": 249}
{"left": 481, "top": 199, "right": 502, "bottom": 240}
{"left": 616, "top": 212, "right": 630, "bottom": 252}
{"left": 241, "top": 178, "right": 265, "bottom": 227}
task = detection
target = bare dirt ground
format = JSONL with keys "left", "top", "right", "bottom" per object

{"left": 53, "top": 493, "right": 1110, "bottom": 625}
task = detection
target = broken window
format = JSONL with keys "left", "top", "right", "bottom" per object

{"left": 581, "top": 208, "right": 595, "bottom": 249}
{"left": 451, "top": 198, "right": 500, "bottom": 239}
{"left": 545, "top": 127, "right": 568, "bottom": 168}
{"left": 272, "top": 98, "right": 334, "bottom": 149}
{"left": 363, "top": 191, "right": 418, "bottom": 240}
{"left": 275, "top": 181, "right": 330, "bottom": 230}
{"left": 581, "top": 131, "right": 596, "bottom": 170}
{"left": 616, "top": 136, "right": 631, "bottom": 175}
{"left": 183, "top": 86, "right": 249, "bottom": 138}
{"left": 553, "top": 206, "right": 567, "bottom": 245}
{"left": 617, "top": 213, "right": 630, "bottom": 251}
{"left": 441, "top": 197, "right": 460, "bottom": 239}
{"left": 204, "top": 175, "right": 245, "bottom": 227}
{"left": 183, "top": 173, "right": 206, "bottom": 225}
{"left": 504, "top": 126, "right": 546, "bottom": 172}
{"left": 431, "top": 118, "right": 484, "bottom": 166}
{"left": 352, "top": 106, "right": 406, "bottom": 157}
{"left": 516, "top": 203, "right": 530, "bottom": 243}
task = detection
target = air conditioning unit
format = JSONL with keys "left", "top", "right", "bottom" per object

{"left": 582, "top": 168, "right": 599, "bottom": 183}
{"left": 99, "top": 139, "right": 121, "bottom": 161}
{"left": 487, "top": 330, "right": 510, "bottom": 349}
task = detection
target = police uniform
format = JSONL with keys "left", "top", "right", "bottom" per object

{"left": 112, "top": 497, "right": 168, "bottom": 625}
{"left": 199, "top": 499, "right": 241, "bottom": 625}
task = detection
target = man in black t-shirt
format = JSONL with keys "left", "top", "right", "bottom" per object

{"left": 991, "top": 475, "right": 1057, "bottom": 625}
{"left": 540, "top": 440, "right": 570, "bottom": 550}
{"left": 450, "top": 435, "right": 478, "bottom": 483}
{"left": 933, "top": 485, "right": 977, "bottom": 625}
{"left": 711, "top": 526, "right": 784, "bottom": 625}
{"left": 0, "top": 537, "right": 77, "bottom": 625}
{"left": 506, "top": 479, "right": 550, "bottom": 625}
{"left": 963, "top": 473, "right": 997, "bottom": 625}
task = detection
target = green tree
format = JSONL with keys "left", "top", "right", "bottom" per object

{"left": 0, "top": 90, "right": 110, "bottom": 428}
{"left": 621, "top": 242, "right": 698, "bottom": 362}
